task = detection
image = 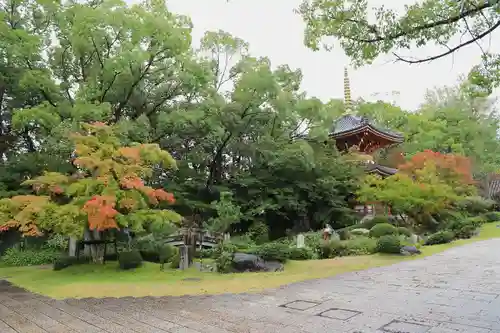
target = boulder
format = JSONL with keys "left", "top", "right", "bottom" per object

{"left": 263, "top": 261, "right": 284, "bottom": 272}
{"left": 232, "top": 253, "right": 266, "bottom": 272}
{"left": 400, "top": 245, "right": 422, "bottom": 256}
{"left": 231, "top": 253, "right": 284, "bottom": 273}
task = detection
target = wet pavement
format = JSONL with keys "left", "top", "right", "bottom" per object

{"left": 2, "top": 239, "right": 500, "bottom": 332}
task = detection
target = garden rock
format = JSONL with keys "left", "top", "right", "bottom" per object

{"left": 232, "top": 253, "right": 266, "bottom": 272}
{"left": 231, "top": 253, "right": 284, "bottom": 273}
{"left": 263, "top": 261, "right": 284, "bottom": 272}
{"left": 400, "top": 245, "right": 421, "bottom": 256}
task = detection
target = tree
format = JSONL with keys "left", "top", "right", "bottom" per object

{"left": 357, "top": 164, "right": 463, "bottom": 232}
{"left": 399, "top": 150, "right": 476, "bottom": 194}
{"left": 297, "top": 0, "right": 500, "bottom": 93}
{"left": 0, "top": 122, "right": 181, "bottom": 261}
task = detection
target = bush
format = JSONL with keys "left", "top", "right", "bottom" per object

{"left": 425, "top": 231, "right": 455, "bottom": 245}
{"left": 337, "top": 228, "right": 350, "bottom": 240}
{"left": 248, "top": 221, "right": 269, "bottom": 244}
{"left": 250, "top": 242, "right": 290, "bottom": 262}
{"left": 118, "top": 251, "right": 143, "bottom": 270}
{"left": 447, "top": 217, "right": 483, "bottom": 239}
{"left": 159, "top": 245, "right": 177, "bottom": 264}
{"left": 369, "top": 223, "right": 397, "bottom": 238}
{"left": 195, "top": 248, "right": 214, "bottom": 259}
{"left": 483, "top": 211, "right": 500, "bottom": 222}
{"left": 215, "top": 251, "right": 233, "bottom": 273}
{"left": 397, "top": 227, "right": 412, "bottom": 237}
{"left": 341, "top": 237, "right": 377, "bottom": 256}
{"left": 457, "top": 196, "right": 495, "bottom": 214}
{"left": 1, "top": 248, "right": 60, "bottom": 267}
{"left": 350, "top": 228, "right": 370, "bottom": 236}
{"left": 169, "top": 252, "right": 180, "bottom": 269}
{"left": 319, "top": 240, "right": 339, "bottom": 259}
{"left": 376, "top": 235, "right": 401, "bottom": 254}
{"left": 289, "top": 247, "right": 315, "bottom": 260}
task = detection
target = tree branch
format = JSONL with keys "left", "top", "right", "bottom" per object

{"left": 347, "top": 0, "right": 499, "bottom": 43}
{"left": 393, "top": 19, "right": 500, "bottom": 64}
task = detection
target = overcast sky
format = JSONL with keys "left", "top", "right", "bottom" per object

{"left": 167, "top": 0, "right": 500, "bottom": 111}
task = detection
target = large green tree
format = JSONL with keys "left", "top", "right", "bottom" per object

{"left": 297, "top": 0, "right": 500, "bottom": 94}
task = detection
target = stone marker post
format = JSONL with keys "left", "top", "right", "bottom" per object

{"left": 297, "top": 234, "right": 305, "bottom": 248}
{"left": 409, "top": 234, "right": 418, "bottom": 244}
{"left": 179, "top": 245, "right": 189, "bottom": 270}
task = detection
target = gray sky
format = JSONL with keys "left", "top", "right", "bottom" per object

{"left": 167, "top": 0, "right": 500, "bottom": 111}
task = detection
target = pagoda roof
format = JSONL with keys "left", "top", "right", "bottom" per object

{"left": 365, "top": 163, "right": 398, "bottom": 177}
{"left": 329, "top": 115, "right": 404, "bottom": 143}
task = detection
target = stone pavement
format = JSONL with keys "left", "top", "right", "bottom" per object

{"left": 2, "top": 239, "right": 500, "bottom": 333}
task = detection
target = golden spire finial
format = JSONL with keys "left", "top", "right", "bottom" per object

{"left": 344, "top": 67, "right": 352, "bottom": 113}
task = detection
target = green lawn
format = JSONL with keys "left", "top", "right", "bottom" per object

{"left": 1, "top": 222, "right": 500, "bottom": 299}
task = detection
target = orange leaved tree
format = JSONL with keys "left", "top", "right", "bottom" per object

{"left": 398, "top": 150, "right": 476, "bottom": 195}
{"left": 0, "top": 122, "right": 181, "bottom": 261}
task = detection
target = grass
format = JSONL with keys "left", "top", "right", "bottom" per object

{"left": 1, "top": 222, "right": 500, "bottom": 299}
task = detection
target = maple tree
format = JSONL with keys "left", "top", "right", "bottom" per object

{"left": 0, "top": 122, "right": 181, "bottom": 244}
{"left": 357, "top": 163, "right": 464, "bottom": 232}
{"left": 398, "top": 150, "right": 476, "bottom": 195}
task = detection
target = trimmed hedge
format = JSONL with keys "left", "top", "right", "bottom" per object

{"left": 1, "top": 248, "right": 60, "bottom": 267}
{"left": 249, "top": 242, "right": 290, "bottom": 262}
{"left": 376, "top": 235, "right": 401, "bottom": 254}
{"left": 118, "top": 251, "right": 143, "bottom": 270}
{"left": 369, "top": 223, "right": 398, "bottom": 238}
{"left": 425, "top": 231, "right": 455, "bottom": 245}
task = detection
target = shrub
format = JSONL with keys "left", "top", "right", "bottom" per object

{"left": 397, "top": 227, "right": 412, "bottom": 237}
{"left": 1, "top": 248, "right": 60, "bottom": 267}
{"left": 159, "top": 245, "right": 177, "bottom": 264}
{"left": 215, "top": 251, "right": 233, "bottom": 273}
{"left": 369, "top": 223, "right": 397, "bottom": 238}
{"left": 250, "top": 242, "right": 290, "bottom": 262}
{"left": 248, "top": 221, "right": 269, "bottom": 244}
{"left": 350, "top": 228, "right": 370, "bottom": 236}
{"left": 45, "top": 234, "right": 69, "bottom": 251}
{"left": 447, "top": 217, "right": 483, "bottom": 239}
{"left": 376, "top": 235, "right": 401, "bottom": 254}
{"left": 289, "top": 247, "right": 315, "bottom": 260}
{"left": 457, "top": 196, "right": 495, "bottom": 214}
{"left": 319, "top": 240, "right": 340, "bottom": 259}
{"left": 337, "top": 228, "right": 350, "bottom": 240}
{"left": 169, "top": 252, "right": 180, "bottom": 269}
{"left": 195, "top": 248, "right": 214, "bottom": 259}
{"left": 483, "top": 211, "right": 500, "bottom": 222}
{"left": 139, "top": 250, "right": 160, "bottom": 263}
{"left": 341, "top": 237, "right": 377, "bottom": 256}
{"left": 118, "top": 251, "right": 143, "bottom": 270}
{"left": 367, "top": 215, "right": 392, "bottom": 227}
{"left": 53, "top": 255, "right": 79, "bottom": 271}
{"left": 425, "top": 231, "right": 455, "bottom": 245}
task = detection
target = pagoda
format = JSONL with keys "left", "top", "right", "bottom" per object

{"left": 331, "top": 68, "right": 404, "bottom": 216}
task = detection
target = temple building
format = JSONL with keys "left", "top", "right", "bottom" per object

{"left": 331, "top": 68, "right": 404, "bottom": 216}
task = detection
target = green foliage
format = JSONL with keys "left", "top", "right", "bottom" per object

{"left": 250, "top": 242, "right": 291, "bottom": 263}
{"left": 205, "top": 192, "right": 242, "bottom": 233}
{"left": 45, "top": 234, "right": 69, "bottom": 251}
{"left": 397, "top": 227, "right": 412, "bottom": 237}
{"left": 213, "top": 242, "right": 237, "bottom": 273}
{"left": 425, "top": 231, "right": 455, "bottom": 245}
{"left": 369, "top": 223, "right": 398, "bottom": 238}
{"left": 169, "top": 252, "right": 181, "bottom": 269}
{"left": 1, "top": 248, "right": 60, "bottom": 267}
{"left": 447, "top": 217, "right": 484, "bottom": 239}
{"left": 118, "top": 251, "right": 143, "bottom": 270}
{"left": 320, "top": 237, "right": 377, "bottom": 258}
{"left": 53, "top": 256, "right": 81, "bottom": 271}
{"left": 483, "top": 212, "right": 500, "bottom": 222}
{"left": 248, "top": 222, "right": 269, "bottom": 245}
{"left": 159, "top": 245, "right": 177, "bottom": 264}
{"left": 350, "top": 228, "right": 370, "bottom": 236}
{"left": 376, "top": 235, "right": 401, "bottom": 254}
{"left": 366, "top": 216, "right": 392, "bottom": 228}
{"left": 457, "top": 197, "right": 495, "bottom": 215}
{"left": 337, "top": 228, "right": 350, "bottom": 240}
{"left": 289, "top": 247, "right": 315, "bottom": 260}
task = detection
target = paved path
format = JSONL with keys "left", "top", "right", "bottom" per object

{"left": 2, "top": 239, "right": 500, "bottom": 333}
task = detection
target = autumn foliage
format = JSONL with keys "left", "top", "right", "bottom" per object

{"left": 398, "top": 150, "right": 475, "bottom": 192}
{"left": 0, "top": 122, "right": 181, "bottom": 237}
